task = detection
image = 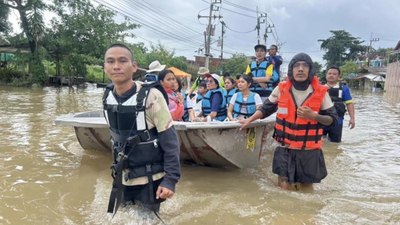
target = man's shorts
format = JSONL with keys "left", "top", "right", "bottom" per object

{"left": 272, "top": 146, "right": 328, "bottom": 183}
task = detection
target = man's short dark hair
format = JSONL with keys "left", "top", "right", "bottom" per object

{"left": 254, "top": 44, "right": 267, "bottom": 52}
{"left": 269, "top": 44, "right": 278, "bottom": 51}
{"left": 105, "top": 43, "right": 134, "bottom": 61}
{"left": 328, "top": 66, "right": 341, "bottom": 75}
{"left": 223, "top": 71, "right": 230, "bottom": 77}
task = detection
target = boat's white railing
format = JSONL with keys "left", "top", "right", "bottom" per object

{"left": 173, "top": 118, "right": 274, "bottom": 130}
{"left": 55, "top": 110, "right": 276, "bottom": 129}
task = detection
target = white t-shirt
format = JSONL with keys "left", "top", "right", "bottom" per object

{"left": 186, "top": 94, "right": 202, "bottom": 117}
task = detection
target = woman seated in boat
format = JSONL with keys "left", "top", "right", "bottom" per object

{"left": 193, "top": 73, "right": 227, "bottom": 122}
{"left": 224, "top": 76, "right": 238, "bottom": 106}
{"left": 187, "top": 82, "right": 207, "bottom": 122}
{"left": 159, "top": 69, "right": 184, "bottom": 121}
{"left": 227, "top": 74, "right": 263, "bottom": 121}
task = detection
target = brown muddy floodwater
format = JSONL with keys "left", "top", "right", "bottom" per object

{"left": 0, "top": 84, "right": 399, "bottom": 225}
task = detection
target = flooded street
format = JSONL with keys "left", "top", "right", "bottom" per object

{"left": 0, "top": 84, "right": 399, "bottom": 225}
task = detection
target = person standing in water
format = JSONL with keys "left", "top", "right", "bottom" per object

{"left": 102, "top": 43, "right": 180, "bottom": 215}
{"left": 323, "top": 66, "right": 355, "bottom": 143}
{"left": 240, "top": 53, "right": 338, "bottom": 190}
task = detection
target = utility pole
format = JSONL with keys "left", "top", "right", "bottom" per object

{"left": 198, "top": 0, "right": 222, "bottom": 69}
{"left": 219, "top": 20, "right": 225, "bottom": 61}
{"left": 255, "top": 7, "right": 266, "bottom": 45}
{"left": 367, "top": 32, "right": 379, "bottom": 66}
{"left": 263, "top": 23, "right": 274, "bottom": 46}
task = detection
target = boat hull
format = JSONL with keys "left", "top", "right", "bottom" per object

{"left": 55, "top": 111, "right": 275, "bottom": 168}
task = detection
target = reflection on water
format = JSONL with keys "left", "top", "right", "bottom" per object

{"left": 0, "top": 85, "right": 399, "bottom": 225}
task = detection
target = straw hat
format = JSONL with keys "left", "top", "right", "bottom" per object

{"left": 147, "top": 60, "right": 166, "bottom": 73}
{"left": 197, "top": 67, "right": 209, "bottom": 75}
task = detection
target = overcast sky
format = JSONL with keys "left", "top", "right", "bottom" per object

{"left": 8, "top": 0, "right": 400, "bottom": 71}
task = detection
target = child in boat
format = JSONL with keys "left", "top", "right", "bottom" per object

{"left": 227, "top": 74, "right": 262, "bottom": 121}
{"left": 224, "top": 76, "right": 238, "bottom": 106}
{"left": 187, "top": 82, "right": 207, "bottom": 122}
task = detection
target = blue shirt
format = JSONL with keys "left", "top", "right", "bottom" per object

{"left": 210, "top": 92, "right": 223, "bottom": 112}
{"left": 266, "top": 55, "right": 283, "bottom": 72}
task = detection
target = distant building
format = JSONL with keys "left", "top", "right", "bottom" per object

{"left": 193, "top": 56, "right": 225, "bottom": 68}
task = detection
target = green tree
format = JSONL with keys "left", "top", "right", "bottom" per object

{"left": 1, "top": 0, "right": 47, "bottom": 84}
{"left": 136, "top": 43, "right": 188, "bottom": 72}
{"left": 313, "top": 61, "right": 323, "bottom": 80}
{"left": 221, "top": 53, "right": 250, "bottom": 76}
{"left": 45, "top": 0, "right": 138, "bottom": 80}
{"left": 319, "top": 30, "right": 367, "bottom": 67}
{"left": 340, "top": 61, "right": 358, "bottom": 79}
{"left": 0, "top": 0, "right": 11, "bottom": 35}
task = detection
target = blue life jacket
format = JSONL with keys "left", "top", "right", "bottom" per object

{"left": 201, "top": 88, "right": 227, "bottom": 121}
{"left": 182, "top": 91, "right": 190, "bottom": 121}
{"left": 226, "top": 88, "right": 238, "bottom": 105}
{"left": 249, "top": 60, "right": 280, "bottom": 96}
{"left": 196, "top": 93, "right": 203, "bottom": 103}
{"left": 232, "top": 92, "right": 257, "bottom": 118}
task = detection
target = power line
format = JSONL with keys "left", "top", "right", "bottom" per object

{"left": 221, "top": 7, "right": 256, "bottom": 18}
{"left": 136, "top": 1, "right": 203, "bottom": 35}
{"left": 116, "top": 0, "right": 203, "bottom": 41}
{"left": 224, "top": 23, "right": 255, "bottom": 33}
{"left": 224, "top": 0, "right": 266, "bottom": 14}
{"left": 94, "top": 0, "right": 204, "bottom": 49}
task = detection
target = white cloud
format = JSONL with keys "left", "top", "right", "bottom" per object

{"left": 271, "top": 7, "right": 291, "bottom": 20}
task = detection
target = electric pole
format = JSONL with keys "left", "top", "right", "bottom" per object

{"left": 219, "top": 20, "right": 225, "bottom": 61}
{"left": 198, "top": 0, "right": 222, "bottom": 69}
{"left": 367, "top": 32, "right": 379, "bottom": 66}
{"left": 255, "top": 7, "right": 266, "bottom": 45}
{"left": 263, "top": 23, "right": 274, "bottom": 46}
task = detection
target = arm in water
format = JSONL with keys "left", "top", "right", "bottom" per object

{"left": 346, "top": 102, "right": 355, "bottom": 129}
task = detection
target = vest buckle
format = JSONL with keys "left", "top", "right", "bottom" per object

{"left": 142, "top": 130, "right": 151, "bottom": 141}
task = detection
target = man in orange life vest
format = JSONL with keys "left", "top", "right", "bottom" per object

{"left": 240, "top": 53, "right": 338, "bottom": 189}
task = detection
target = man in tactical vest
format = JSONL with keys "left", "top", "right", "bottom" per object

{"left": 245, "top": 44, "right": 279, "bottom": 101}
{"left": 103, "top": 43, "right": 180, "bottom": 215}
{"left": 240, "top": 53, "right": 338, "bottom": 190}
{"left": 323, "top": 66, "right": 355, "bottom": 142}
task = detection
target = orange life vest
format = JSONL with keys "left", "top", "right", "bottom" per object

{"left": 273, "top": 76, "right": 328, "bottom": 150}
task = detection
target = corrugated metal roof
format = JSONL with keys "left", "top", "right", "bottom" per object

{"left": 357, "top": 74, "right": 385, "bottom": 82}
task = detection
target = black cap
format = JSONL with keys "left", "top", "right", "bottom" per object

{"left": 254, "top": 44, "right": 267, "bottom": 51}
